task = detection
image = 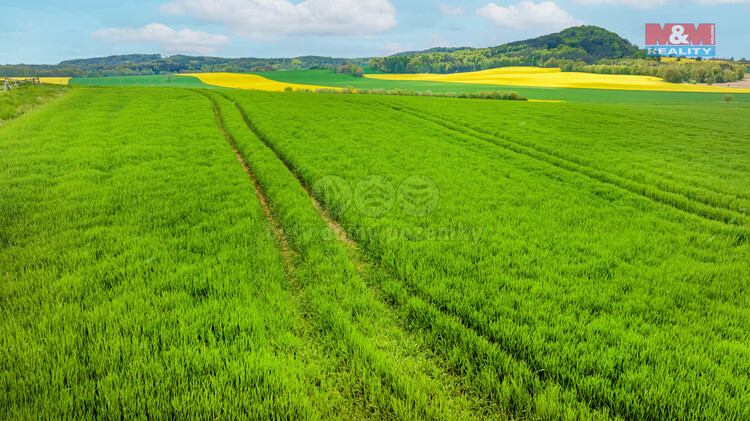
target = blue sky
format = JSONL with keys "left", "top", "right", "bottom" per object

{"left": 2, "top": 0, "right": 749, "bottom": 64}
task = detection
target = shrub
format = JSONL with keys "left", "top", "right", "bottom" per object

{"left": 660, "top": 67, "right": 685, "bottom": 83}
{"left": 724, "top": 94, "right": 734, "bottom": 102}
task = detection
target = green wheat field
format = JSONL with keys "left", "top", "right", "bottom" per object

{"left": 1, "top": 83, "right": 749, "bottom": 420}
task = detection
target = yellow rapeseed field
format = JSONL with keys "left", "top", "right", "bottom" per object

{"left": 660, "top": 57, "right": 697, "bottom": 63}
{"left": 2, "top": 77, "right": 70, "bottom": 85}
{"left": 191, "top": 72, "right": 340, "bottom": 92}
{"left": 38, "top": 77, "right": 71, "bottom": 85}
{"left": 366, "top": 67, "right": 749, "bottom": 93}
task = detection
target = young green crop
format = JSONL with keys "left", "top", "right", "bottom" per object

{"left": 221, "top": 89, "right": 750, "bottom": 420}
{"left": 68, "top": 75, "right": 216, "bottom": 88}
{"left": 374, "top": 97, "right": 750, "bottom": 217}
{"left": 0, "top": 87, "right": 344, "bottom": 419}
{"left": 200, "top": 89, "right": 493, "bottom": 419}
{"left": 4, "top": 83, "right": 749, "bottom": 420}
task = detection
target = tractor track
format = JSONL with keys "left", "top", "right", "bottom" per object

{"left": 366, "top": 98, "right": 749, "bottom": 229}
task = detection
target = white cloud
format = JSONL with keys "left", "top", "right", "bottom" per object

{"left": 92, "top": 23, "right": 229, "bottom": 54}
{"left": 159, "top": 0, "right": 397, "bottom": 39}
{"left": 439, "top": 3, "right": 465, "bottom": 15}
{"left": 477, "top": 1, "right": 583, "bottom": 32}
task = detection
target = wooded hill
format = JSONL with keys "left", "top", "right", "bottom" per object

{"left": 0, "top": 54, "right": 370, "bottom": 78}
{"left": 370, "top": 26, "right": 642, "bottom": 73}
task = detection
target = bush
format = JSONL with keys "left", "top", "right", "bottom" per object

{"left": 660, "top": 67, "right": 684, "bottom": 83}
{"left": 724, "top": 94, "right": 734, "bottom": 102}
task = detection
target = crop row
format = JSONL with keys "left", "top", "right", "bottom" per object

{"left": 0, "top": 87, "right": 342, "bottom": 418}
{"left": 218, "top": 90, "right": 612, "bottom": 418}
{"left": 364, "top": 97, "right": 749, "bottom": 228}
{"left": 221, "top": 89, "right": 750, "bottom": 420}
{"left": 373, "top": 96, "right": 750, "bottom": 216}
{"left": 199, "top": 89, "right": 494, "bottom": 419}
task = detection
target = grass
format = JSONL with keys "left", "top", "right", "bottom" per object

{"left": 0, "top": 83, "right": 68, "bottom": 123}
{"left": 0, "top": 87, "right": 341, "bottom": 418}
{"left": 0, "top": 86, "right": 490, "bottom": 419}
{"left": 68, "top": 75, "right": 216, "bottom": 88}
{"left": 220, "top": 89, "right": 750, "bottom": 420}
{"left": 2, "top": 85, "right": 749, "bottom": 419}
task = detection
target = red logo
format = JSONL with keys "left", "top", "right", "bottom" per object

{"left": 645, "top": 24, "right": 715, "bottom": 46}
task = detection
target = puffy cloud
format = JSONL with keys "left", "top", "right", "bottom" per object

{"left": 92, "top": 23, "right": 229, "bottom": 54}
{"left": 438, "top": 3, "right": 465, "bottom": 15}
{"left": 477, "top": 1, "right": 583, "bottom": 32}
{"left": 159, "top": 0, "right": 397, "bottom": 39}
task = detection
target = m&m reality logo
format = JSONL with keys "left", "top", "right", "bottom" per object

{"left": 645, "top": 24, "right": 715, "bottom": 57}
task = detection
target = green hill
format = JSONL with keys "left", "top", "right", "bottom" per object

{"left": 370, "top": 25, "right": 641, "bottom": 73}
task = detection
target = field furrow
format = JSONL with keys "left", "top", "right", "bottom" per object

{"left": 201, "top": 89, "right": 492, "bottom": 419}
{"left": 3, "top": 82, "right": 749, "bottom": 420}
{"left": 217, "top": 89, "right": 624, "bottom": 419}
{"left": 0, "top": 87, "right": 333, "bottom": 419}
{"left": 219, "top": 89, "right": 750, "bottom": 421}
{"left": 369, "top": 99, "right": 748, "bottom": 227}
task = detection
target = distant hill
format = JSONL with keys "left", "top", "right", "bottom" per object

{"left": 390, "top": 47, "right": 473, "bottom": 57}
{"left": 59, "top": 54, "right": 162, "bottom": 67}
{"left": 1, "top": 26, "right": 643, "bottom": 78}
{"left": 1, "top": 54, "right": 371, "bottom": 78}
{"left": 370, "top": 25, "right": 642, "bottom": 73}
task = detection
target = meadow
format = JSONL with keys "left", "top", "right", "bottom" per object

{"left": 1, "top": 83, "right": 749, "bottom": 420}
{"left": 0, "top": 83, "right": 68, "bottom": 123}
{"left": 67, "top": 75, "right": 215, "bottom": 88}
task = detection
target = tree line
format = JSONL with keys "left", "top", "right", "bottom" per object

{"left": 0, "top": 54, "right": 370, "bottom": 78}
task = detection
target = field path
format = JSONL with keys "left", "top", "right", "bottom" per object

{"left": 203, "top": 92, "right": 295, "bottom": 264}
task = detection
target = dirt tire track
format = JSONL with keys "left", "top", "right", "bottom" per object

{"left": 216, "top": 90, "right": 627, "bottom": 421}
{"left": 367, "top": 98, "right": 748, "bottom": 229}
